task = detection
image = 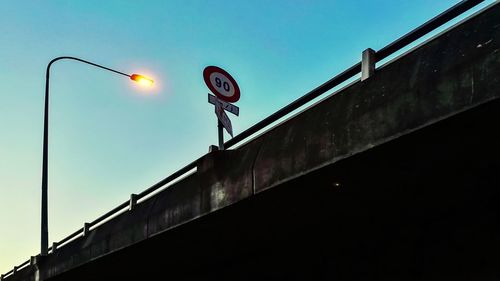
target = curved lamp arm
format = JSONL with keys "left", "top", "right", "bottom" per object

{"left": 46, "top": 56, "right": 131, "bottom": 82}
{"left": 41, "top": 56, "right": 151, "bottom": 256}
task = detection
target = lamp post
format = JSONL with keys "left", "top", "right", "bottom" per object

{"left": 41, "top": 56, "right": 153, "bottom": 256}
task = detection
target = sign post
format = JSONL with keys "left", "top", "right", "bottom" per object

{"left": 218, "top": 120, "right": 224, "bottom": 150}
{"left": 203, "top": 66, "right": 240, "bottom": 150}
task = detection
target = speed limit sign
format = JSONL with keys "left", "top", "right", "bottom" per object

{"left": 203, "top": 66, "right": 240, "bottom": 103}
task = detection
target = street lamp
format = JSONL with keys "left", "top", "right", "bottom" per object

{"left": 41, "top": 56, "right": 153, "bottom": 256}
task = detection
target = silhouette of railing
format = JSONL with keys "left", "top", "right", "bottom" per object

{"left": 1, "top": 0, "right": 486, "bottom": 279}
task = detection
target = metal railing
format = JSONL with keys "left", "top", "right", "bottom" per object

{"left": 1, "top": 0, "right": 485, "bottom": 279}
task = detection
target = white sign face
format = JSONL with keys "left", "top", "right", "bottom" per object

{"left": 208, "top": 94, "right": 239, "bottom": 116}
{"left": 215, "top": 98, "right": 233, "bottom": 137}
{"left": 209, "top": 72, "right": 235, "bottom": 98}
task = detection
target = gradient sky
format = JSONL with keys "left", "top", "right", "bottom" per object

{"left": 0, "top": 0, "right": 494, "bottom": 273}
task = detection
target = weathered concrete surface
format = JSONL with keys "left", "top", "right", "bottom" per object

{"left": 197, "top": 141, "right": 262, "bottom": 211}
{"left": 37, "top": 98, "right": 500, "bottom": 280}
{"left": 5, "top": 2, "right": 500, "bottom": 281}
{"left": 252, "top": 2, "right": 500, "bottom": 193}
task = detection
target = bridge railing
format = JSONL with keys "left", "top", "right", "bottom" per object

{"left": 1, "top": 0, "right": 486, "bottom": 279}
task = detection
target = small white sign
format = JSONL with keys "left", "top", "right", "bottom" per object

{"left": 208, "top": 94, "right": 239, "bottom": 116}
{"left": 215, "top": 98, "right": 233, "bottom": 137}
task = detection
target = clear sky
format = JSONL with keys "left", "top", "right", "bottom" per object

{"left": 0, "top": 0, "right": 494, "bottom": 273}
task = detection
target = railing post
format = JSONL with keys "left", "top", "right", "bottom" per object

{"left": 361, "top": 48, "right": 376, "bottom": 81}
{"left": 1, "top": 273, "right": 4, "bottom": 280}
{"left": 83, "top": 223, "right": 90, "bottom": 236}
{"left": 129, "top": 194, "right": 138, "bottom": 211}
{"left": 52, "top": 242, "right": 58, "bottom": 253}
{"left": 30, "top": 256, "right": 38, "bottom": 266}
{"left": 13, "top": 266, "right": 18, "bottom": 274}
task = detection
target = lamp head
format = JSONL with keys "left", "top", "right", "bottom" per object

{"left": 130, "top": 74, "right": 154, "bottom": 86}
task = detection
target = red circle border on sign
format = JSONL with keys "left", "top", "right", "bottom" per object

{"left": 203, "top": 66, "right": 240, "bottom": 103}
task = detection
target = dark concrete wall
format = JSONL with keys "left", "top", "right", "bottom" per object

{"left": 251, "top": 2, "right": 500, "bottom": 193}
{"left": 5, "top": 2, "right": 500, "bottom": 280}
{"left": 38, "top": 97, "right": 500, "bottom": 281}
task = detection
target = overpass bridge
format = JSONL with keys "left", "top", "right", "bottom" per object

{"left": 3, "top": 1, "right": 500, "bottom": 280}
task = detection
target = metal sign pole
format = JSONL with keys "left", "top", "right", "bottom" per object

{"left": 218, "top": 120, "right": 224, "bottom": 150}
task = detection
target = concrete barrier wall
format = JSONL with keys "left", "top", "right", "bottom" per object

{"left": 252, "top": 3, "right": 500, "bottom": 193}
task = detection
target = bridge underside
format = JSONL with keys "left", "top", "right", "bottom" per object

{"left": 49, "top": 98, "right": 500, "bottom": 281}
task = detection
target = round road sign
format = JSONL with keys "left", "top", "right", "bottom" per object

{"left": 203, "top": 66, "right": 240, "bottom": 103}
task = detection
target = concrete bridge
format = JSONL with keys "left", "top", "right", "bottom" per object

{"left": 4, "top": 2, "right": 500, "bottom": 280}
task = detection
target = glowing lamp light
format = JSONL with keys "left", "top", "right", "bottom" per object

{"left": 130, "top": 74, "right": 154, "bottom": 86}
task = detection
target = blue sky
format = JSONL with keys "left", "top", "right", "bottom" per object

{"left": 0, "top": 0, "right": 494, "bottom": 273}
